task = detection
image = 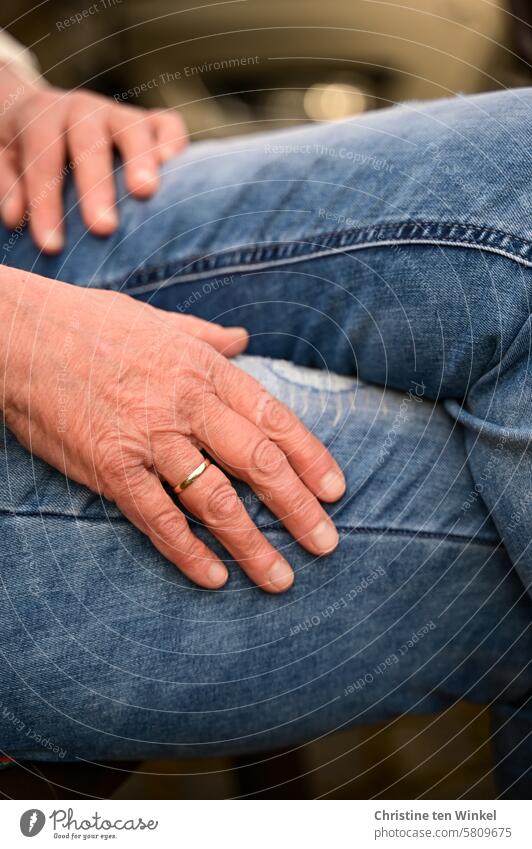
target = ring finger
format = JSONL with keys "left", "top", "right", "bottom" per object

{"left": 153, "top": 435, "right": 295, "bottom": 592}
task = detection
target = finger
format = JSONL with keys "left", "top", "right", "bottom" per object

{"left": 109, "top": 107, "right": 159, "bottom": 197}
{"left": 171, "top": 314, "right": 249, "bottom": 357}
{"left": 214, "top": 360, "right": 346, "bottom": 501}
{"left": 154, "top": 437, "right": 294, "bottom": 593}
{"left": 0, "top": 149, "right": 25, "bottom": 227}
{"left": 68, "top": 109, "right": 117, "bottom": 235}
{"left": 114, "top": 467, "right": 229, "bottom": 588}
{"left": 192, "top": 397, "right": 339, "bottom": 556}
{"left": 148, "top": 109, "right": 188, "bottom": 162}
{"left": 20, "top": 116, "right": 66, "bottom": 252}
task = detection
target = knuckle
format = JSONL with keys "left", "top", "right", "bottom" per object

{"left": 16, "top": 98, "right": 44, "bottom": 127}
{"left": 73, "top": 90, "right": 102, "bottom": 109}
{"left": 294, "top": 495, "right": 321, "bottom": 524}
{"left": 186, "top": 387, "right": 218, "bottom": 432}
{"left": 94, "top": 435, "right": 128, "bottom": 482}
{"left": 280, "top": 486, "right": 320, "bottom": 522}
{"left": 205, "top": 481, "right": 242, "bottom": 527}
{"left": 144, "top": 405, "right": 179, "bottom": 438}
{"left": 69, "top": 95, "right": 100, "bottom": 122}
{"left": 152, "top": 511, "right": 188, "bottom": 547}
{"left": 257, "top": 394, "right": 293, "bottom": 437}
{"left": 185, "top": 380, "right": 214, "bottom": 422}
{"left": 213, "top": 356, "right": 239, "bottom": 392}
{"left": 176, "top": 337, "right": 218, "bottom": 381}
{"left": 20, "top": 124, "right": 47, "bottom": 154}
{"left": 93, "top": 433, "right": 143, "bottom": 499}
{"left": 251, "top": 438, "right": 285, "bottom": 479}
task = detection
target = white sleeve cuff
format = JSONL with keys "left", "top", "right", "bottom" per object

{"left": 0, "top": 28, "right": 41, "bottom": 84}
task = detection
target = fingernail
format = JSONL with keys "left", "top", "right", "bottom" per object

{"left": 135, "top": 168, "right": 157, "bottom": 187}
{"left": 267, "top": 559, "right": 294, "bottom": 592}
{"left": 320, "top": 469, "right": 346, "bottom": 501}
{"left": 310, "top": 519, "right": 339, "bottom": 554}
{"left": 160, "top": 144, "right": 176, "bottom": 162}
{"left": 207, "top": 563, "right": 228, "bottom": 586}
{"left": 42, "top": 229, "right": 63, "bottom": 252}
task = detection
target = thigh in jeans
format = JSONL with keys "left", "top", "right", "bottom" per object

{"left": 3, "top": 89, "right": 532, "bottom": 591}
{"left": 1, "top": 357, "right": 531, "bottom": 796}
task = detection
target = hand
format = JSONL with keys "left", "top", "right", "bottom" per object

{"left": 0, "top": 74, "right": 187, "bottom": 252}
{"left": 2, "top": 272, "right": 345, "bottom": 592}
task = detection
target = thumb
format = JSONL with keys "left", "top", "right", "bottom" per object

{"left": 171, "top": 314, "right": 249, "bottom": 357}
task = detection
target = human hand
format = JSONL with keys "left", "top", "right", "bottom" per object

{"left": 0, "top": 75, "right": 187, "bottom": 252}
{"left": 2, "top": 272, "right": 345, "bottom": 592}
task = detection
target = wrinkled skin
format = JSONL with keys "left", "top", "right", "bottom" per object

{"left": 0, "top": 70, "right": 187, "bottom": 251}
{"left": 1, "top": 270, "right": 345, "bottom": 592}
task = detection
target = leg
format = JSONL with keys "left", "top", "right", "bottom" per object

{"left": 1, "top": 89, "right": 532, "bottom": 795}
{"left": 1, "top": 357, "right": 531, "bottom": 797}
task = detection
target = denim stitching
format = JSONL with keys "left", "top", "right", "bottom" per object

{"left": 102, "top": 219, "right": 532, "bottom": 293}
{"left": 339, "top": 526, "right": 496, "bottom": 546}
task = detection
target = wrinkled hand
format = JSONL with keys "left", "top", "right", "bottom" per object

{"left": 3, "top": 273, "right": 345, "bottom": 592}
{"left": 0, "top": 79, "right": 187, "bottom": 251}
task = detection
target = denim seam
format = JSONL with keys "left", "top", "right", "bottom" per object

{"left": 340, "top": 526, "right": 496, "bottom": 547}
{"left": 103, "top": 219, "right": 532, "bottom": 294}
{"left": 0, "top": 510, "right": 496, "bottom": 547}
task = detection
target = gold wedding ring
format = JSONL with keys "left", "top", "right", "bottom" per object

{"left": 174, "top": 458, "right": 211, "bottom": 493}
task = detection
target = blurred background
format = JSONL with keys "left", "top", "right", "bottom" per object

{"left": 0, "top": 0, "right": 530, "bottom": 800}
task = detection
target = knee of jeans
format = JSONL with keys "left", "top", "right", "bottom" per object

{"left": 408, "top": 88, "right": 532, "bottom": 242}
{"left": 449, "top": 311, "right": 532, "bottom": 441}
{"left": 476, "top": 88, "right": 532, "bottom": 222}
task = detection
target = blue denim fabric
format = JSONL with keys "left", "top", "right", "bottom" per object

{"left": 1, "top": 89, "right": 532, "bottom": 797}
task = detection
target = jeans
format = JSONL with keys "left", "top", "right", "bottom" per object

{"left": 1, "top": 88, "right": 532, "bottom": 798}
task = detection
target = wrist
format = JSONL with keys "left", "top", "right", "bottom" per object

{"left": 0, "top": 266, "right": 54, "bottom": 417}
